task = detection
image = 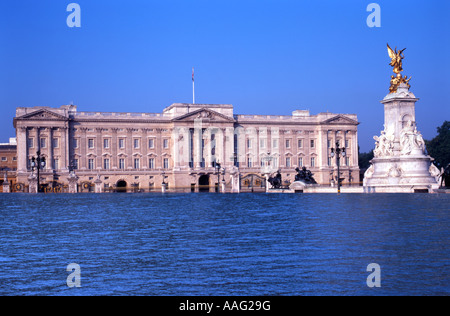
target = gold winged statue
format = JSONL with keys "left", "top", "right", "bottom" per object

{"left": 387, "top": 43, "right": 411, "bottom": 93}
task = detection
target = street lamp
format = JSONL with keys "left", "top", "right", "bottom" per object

{"left": 215, "top": 162, "right": 222, "bottom": 192}
{"left": 68, "top": 159, "right": 77, "bottom": 175}
{"left": 31, "top": 150, "right": 46, "bottom": 193}
{"left": 330, "top": 141, "right": 346, "bottom": 193}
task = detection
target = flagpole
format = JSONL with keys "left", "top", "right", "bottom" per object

{"left": 192, "top": 67, "right": 195, "bottom": 104}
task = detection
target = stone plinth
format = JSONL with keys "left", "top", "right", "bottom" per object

{"left": 364, "top": 84, "right": 439, "bottom": 193}
{"left": 230, "top": 167, "right": 240, "bottom": 193}
{"left": 67, "top": 173, "right": 79, "bottom": 194}
{"left": 94, "top": 177, "right": 103, "bottom": 193}
{"left": 2, "top": 183, "right": 10, "bottom": 193}
{"left": 28, "top": 174, "right": 38, "bottom": 194}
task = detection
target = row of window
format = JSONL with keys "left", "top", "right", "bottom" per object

{"left": 27, "top": 138, "right": 59, "bottom": 149}
{"left": 1, "top": 157, "right": 17, "bottom": 162}
{"left": 247, "top": 139, "right": 350, "bottom": 149}
{"left": 85, "top": 138, "right": 169, "bottom": 150}
{"left": 246, "top": 156, "right": 351, "bottom": 168}
{"left": 246, "top": 157, "right": 317, "bottom": 168}
{"left": 27, "top": 138, "right": 170, "bottom": 150}
{"left": 71, "top": 158, "right": 170, "bottom": 170}
{"left": 28, "top": 137, "right": 350, "bottom": 151}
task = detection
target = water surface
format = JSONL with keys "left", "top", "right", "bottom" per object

{"left": 0, "top": 193, "right": 448, "bottom": 296}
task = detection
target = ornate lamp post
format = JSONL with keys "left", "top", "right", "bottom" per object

{"left": 30, "top": 150, "right": 46, "bottom": 193}
{"left": 215, "top": 162, "right": 222, "bottom": 192}
{"left": 330, "top": 141, "right": 346, "bottom": 193}
{"left": 67, "top": 159, "right": 79, "bottom": 194}
{"left": 161, "top": 171, "right": 167, "bottom": 193}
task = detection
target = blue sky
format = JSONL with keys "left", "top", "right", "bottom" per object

{"left": 0, "top": 0, "right": 449, "bottom": 152}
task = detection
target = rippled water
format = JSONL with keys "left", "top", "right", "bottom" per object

{"left": 0, "top": 193, "right": 449, "bottom": 296}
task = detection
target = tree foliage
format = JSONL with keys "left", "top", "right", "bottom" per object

{"left": 425, "top": 121, "right": 450, "bottom": 168}
{"left": 358, "top": 148, "right": 374, "bottom": 170}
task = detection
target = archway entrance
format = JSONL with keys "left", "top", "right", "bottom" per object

{"left": 116, "top": 180, "right": 127, "bottom": 193}
{"left": 198, "top": 175, "right": 210, "bottom": 192}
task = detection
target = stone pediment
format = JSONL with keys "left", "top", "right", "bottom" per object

{"left": 16, "top": 109, "right": 68, "bottom": 121}
{"left": 321, "top": 115, "right": 359, "bottom": 125}
{"left": 172, "top": 109, "right": 235, "bottom": 123}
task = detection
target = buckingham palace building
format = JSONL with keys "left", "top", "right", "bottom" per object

{"left": 13, "top": 103, "right": 360, "bottom": 193}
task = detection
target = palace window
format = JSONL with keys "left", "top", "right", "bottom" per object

{"left": 103, "top": 158, "right": 110, "bottom": 170}
{"left": 119, "top": 139, "right": 125, "bottom": 149}
{"left": 298, "top": 139, "right": 303, "bottom": 148}
{"left": 260, "top": 139, "right": 266, "bottom": 149}
{"left": 311, "top": 157, "right": 316, "bottom": 167}
{"left": 163, "top": 158, "right": 169, "bottom": 169}
{"left": 345, "top": 139, "right": 350, "bottom": 148}
{"left": 119, "top": 158, "right": 125, "bottom": 169}
{"left": 134, "top": 158, "right": 140, "bottom": 169}
{"left": 148, "top": 139, "right": 154, "bottom": 149}
{"left": 247, "top": 157, "right": 253, "bottom": 168}
{"left": 88, "top": 159, "right": 95, "bottom": 170}
{"left": 40, "top": 138, "right": 46, "bottom": 149}
{"left": 273, "top": 139, "right": 278, "bottom": 149}
{"left": 298, "top": 157, "right": 303, "bottom": 167}
{"left": 52, "top": 138, "right": 59, "bottom": 148}
{"left": 286, "top": 139, "right": 291, "bottom": 149}
{"left": 163, "top": 139, "right": 169, "bottom": 149}
{"left": 149, "top": 158, "right": 155, "bottom": 169}
{"left": 73, "top": 159, "right": 79, "bottom": 170}
{"left": 310, "top": 139, "right": 315, "bottom": 148}
{"left": 104, "top": 139, "right": 110, "bottom": 149}
{"left": 73, "top": 139, "right": 79, "bottom": 148}
{"left": 134, "top": 139, "right": 140, "bottom": 149}
{"left": 88, "top": 139, "right": 94, "bottom": 149}
{"left": 53, "top": 158, "right": 59, "bottom": 170}
{"left": 286, "top": 157, "right": 291, "bottom": 168}
{"left": 28, "top": 138, "right": 34, "bottom": 148}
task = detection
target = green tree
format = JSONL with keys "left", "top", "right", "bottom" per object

{"left": 425, "top": 121, "right": 450, "bottom": 168}
{"left": 358, "top": 146, "right": 374, "bottom": 170}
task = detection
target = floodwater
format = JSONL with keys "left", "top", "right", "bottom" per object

{"left": 0, "top": 193, "right": 448, "bottom": 296}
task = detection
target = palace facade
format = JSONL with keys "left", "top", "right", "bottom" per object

{"left": 13, "top": 103, "right": 360, "bottom": 192}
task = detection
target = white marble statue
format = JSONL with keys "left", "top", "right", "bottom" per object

{"left": 373, "top": 130, "right": 394, "bottom": 157}
{"left": 400, "top": 120, "right": 426, "bottom": 155}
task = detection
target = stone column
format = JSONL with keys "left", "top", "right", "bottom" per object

{"left": 206, "top": 128, "right": 213, "bottom": 168}
{"left": 194, "top": 124, "right": 202, "bottom": 169}
{"left": 156, "top": 128, "right": 163, "bottom": 169}
{"left": 126, "top": 128, "right": 133, "bottom": 169}
{"left": 172, "top": 127, "right": 180, "bottom": 169}
{"left": 80, "top": 127, "right": 87, "bottom": 170}
{"left": 223, "top": 128, "right": 231, "bottom": 168}
{"left": 218, "top": 128, "right": 226, "bottom": 167}
{"left": 61, "top": 126, "right": 69, "bottom": 171}
{"left": 17, "top": 127, "right": 28, "bottom": 173}
{"left": 141, "top": 128, "right": 148, "bottom": 169}
{"left": 352, "top": 130, "right": 359, "bottom": 167}
{"left": 181, "top": 127, "right": 190, "bottom": 168}
{"left": 96, "top": 128, "right": 103, "bottom": 170}
{"left": 111, "top": 128, "right": 118, "bottom": 169}
{"left": 47, "top": 128, "right": 53, "bottom": 170}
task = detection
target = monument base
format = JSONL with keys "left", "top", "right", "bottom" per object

{"left": 364, "top": 155, "right": 439, "bottom": 193}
